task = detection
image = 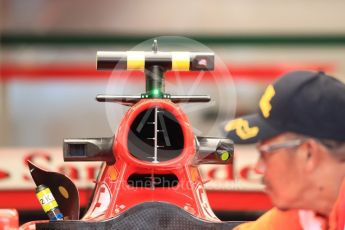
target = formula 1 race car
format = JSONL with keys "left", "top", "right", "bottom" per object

{"left": 3, "top": 40, "right": 243, "bottom": 229}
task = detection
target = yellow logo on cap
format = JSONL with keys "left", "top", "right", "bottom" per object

{"left": 224, "top": 118, "right": 259, "bottom": 140}
{"left": 259, "top": 84, "right": 275, "bottom": 118}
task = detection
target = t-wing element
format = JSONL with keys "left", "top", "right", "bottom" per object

{"left": 95, "top": 95, "right": 211, "bottom": 106}
{"left": 63, "top": 138, "right": 115, "bottom": 164}
{"left": 96, "top": 40, "right": 214, "bottom": 101}
{"left": 96, "top": 49, "right": 214, "bottom": 72}
{"left": 194, "top": 137, "right": 234, "bottom": 164}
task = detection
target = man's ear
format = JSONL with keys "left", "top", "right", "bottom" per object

{"left": 303, "top": 139, "right": 323, "bottom": 173}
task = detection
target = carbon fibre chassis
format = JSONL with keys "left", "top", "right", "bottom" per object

{"left": 36, "top": 202, "right": 244, "bottom": 230}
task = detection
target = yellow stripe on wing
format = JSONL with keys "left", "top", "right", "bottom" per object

{"left": 127, "top": 51, "right": 145, "bottom": 70}
{"left": 172, "top": 52, "right": 190, "bottom": 71}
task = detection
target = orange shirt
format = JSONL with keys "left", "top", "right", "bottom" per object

{"left": 235, "top": 179, "right": 345, "bottom": 230}
{"left": 234, "top": 208, "right": 303, "bottom": 230}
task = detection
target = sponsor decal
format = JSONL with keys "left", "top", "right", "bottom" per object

{"left": 0, "top": 147, "right": 263, "bottom": 191}
{"left": 0, "top": 146, "right": 265, "bottom": 210}
{"left": 0, "top": 148, "right": 101, "bottom": 190}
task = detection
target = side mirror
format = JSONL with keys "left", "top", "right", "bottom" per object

{"left": 63, "top": 137, "right": 115, "bottom": 164}
{"left": 194, "top": 137, "right": 234, "bottom": 164}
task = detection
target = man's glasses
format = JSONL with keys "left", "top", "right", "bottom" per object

{"left": 258, "top": 139, "right": 305, "bottom": 155}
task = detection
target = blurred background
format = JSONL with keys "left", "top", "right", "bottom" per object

{"left": 1, "top": 0, "right": 345, "bottom": 224}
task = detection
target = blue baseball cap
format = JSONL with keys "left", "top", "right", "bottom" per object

{"left": 224, "top": 71, "right": 345, "bottom": 143}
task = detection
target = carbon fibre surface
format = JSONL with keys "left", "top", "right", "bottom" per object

{"left": 36, "top": 202, "right": 244, "bottom": 230}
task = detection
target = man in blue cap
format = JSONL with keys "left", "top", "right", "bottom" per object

{"left": 224, "top": 71, "right": 345, "bottom": 230}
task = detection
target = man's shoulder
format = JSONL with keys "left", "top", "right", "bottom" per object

{"left": 234, "top": 208, "right": 302, "bottom": 230}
